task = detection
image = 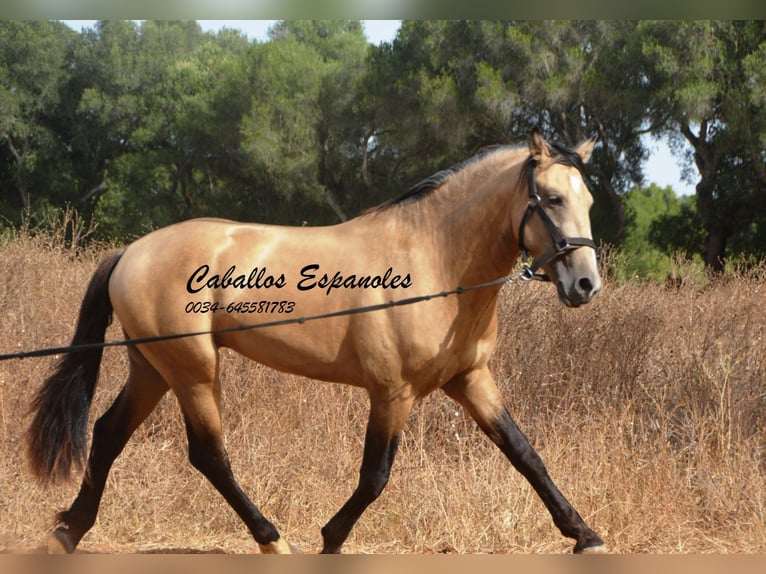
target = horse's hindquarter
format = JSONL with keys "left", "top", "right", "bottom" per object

{"left": 109, "top": 217, "right": 500, "bottom": 391}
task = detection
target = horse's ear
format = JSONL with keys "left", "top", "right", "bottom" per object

{"left": 528, "top": 129, "right": 550, "bottom": 162}
{"left": 576, "top": 135, "right": 597, "bottom": 163}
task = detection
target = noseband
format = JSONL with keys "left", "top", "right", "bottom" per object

{"left": 517, "top": 159, "right": 597, "bottom": 282}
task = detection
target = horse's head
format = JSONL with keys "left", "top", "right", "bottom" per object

{"left": 516, "top": 130, "right": 601, "bottom": 307}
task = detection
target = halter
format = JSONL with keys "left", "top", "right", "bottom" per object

{"left": 517, "top": 158, "right": 597, "bottom": 282}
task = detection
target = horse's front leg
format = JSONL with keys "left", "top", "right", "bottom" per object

{"left": 320, "top": 388, "right": 415, "bottom": 554}
{"left": 443, "top": 367, "right": 605, "bottom": 554}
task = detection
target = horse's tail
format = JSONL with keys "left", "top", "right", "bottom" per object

{"left": 26, "top": 249, "right": 125, "bottom": 485}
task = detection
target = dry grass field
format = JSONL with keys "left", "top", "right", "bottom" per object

{"left": 1, "top": 229, "right": 764, "bottom": 554}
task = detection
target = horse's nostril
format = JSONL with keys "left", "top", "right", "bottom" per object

{"left": 578, "top": 277, "right": 593, "bottom": 293}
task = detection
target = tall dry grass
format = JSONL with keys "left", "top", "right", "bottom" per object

{"left": 0, "top": 230, "right": 764, "bottom": 554}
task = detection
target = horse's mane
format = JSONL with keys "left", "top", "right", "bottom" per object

{"left": 365, "top": 139, "right": 587, "bottom": 216}
{"left": 363, "top": 145, "right": 514, "bottom": 215}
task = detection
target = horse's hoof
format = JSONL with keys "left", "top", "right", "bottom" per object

{"left": 258, "top": 537, "right": 294, "bottom": 554}
{"left": 47, "top": 529, "right": 76, "bottom": 554}
{"left": 575, "top": 543, "right": 607, "bottom": 554}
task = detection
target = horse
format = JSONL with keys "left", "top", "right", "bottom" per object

{"left": 26, "top": 130, "right": 605, "bottom": 554}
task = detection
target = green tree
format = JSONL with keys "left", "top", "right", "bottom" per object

{"left": 640, "top": 21, "right": 766, "bottom": 272}
{"left": 241, "top": 21, "right": 369, "bottom": 224}
{"left": 357, "top": 21, "right": 659, "bottom": 245}
{"left": 76, "top": 21, "right": 252, "bottom": 237}
{"left": 495, "top": 21, "right": 661, "bottom": 243}
{"left": 0, "top": 21, "right": 76, "bottom": 218}
{"left": 619, "top": 183, "right": 701, "bottom": 279}
{"left": 354, "top": 20, "right": 525, "bottom": 209}
{"left": 4, "top": 17, "right": 764, "bottom": 275}
{"left": 59, "top": 20, "right": 143, "bottom": 222}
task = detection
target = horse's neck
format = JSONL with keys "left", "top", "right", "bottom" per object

{"left": 363, "top": 149, "right": 526, "bottom": 288}
{"left": 434, "top": 153, "right": 525, "bottom": 285}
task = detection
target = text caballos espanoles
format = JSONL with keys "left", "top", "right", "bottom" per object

{"left": 186, "top": 264, "right": 412, "bottom": 296}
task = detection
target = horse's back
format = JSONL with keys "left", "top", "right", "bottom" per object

{"left": 106, "top": 216, "right": 498, "bottom": 391}
{"left": 104, "top": 218, "right": 396, "bottom": 381}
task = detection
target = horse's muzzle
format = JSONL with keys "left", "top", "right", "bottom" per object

{"left": 557, "top": 273, "right": 602, "bottom": 307}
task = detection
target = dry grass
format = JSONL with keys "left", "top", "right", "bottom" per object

{"left": 1, "top": 231, "right": 764, "bottom": 554}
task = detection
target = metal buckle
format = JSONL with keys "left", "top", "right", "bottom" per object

{"left": 555, "top": 238, "right": 571, "bottom": 253}
{"left": 520, "top": 266, "right": 535, "bottom": 281}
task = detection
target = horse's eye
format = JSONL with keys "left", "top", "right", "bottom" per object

{"left": 548, "top": 196, "right": 564, "bottom": 207}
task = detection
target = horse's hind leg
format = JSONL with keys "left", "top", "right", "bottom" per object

{"left": 48, "top": 348, "right": 169, "bottom": 553}
{"left": 172, "top": 370, "right": 291, "bottom": 554}
{"left": 443, "top": 367, "right": 605, "bottom": 554}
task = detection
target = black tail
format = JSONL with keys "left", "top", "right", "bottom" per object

{"left": 26, "top": 250, "right": 124, "bottom": 485}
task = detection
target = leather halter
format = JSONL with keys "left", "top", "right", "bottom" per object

{"left": 518, "top": 158, "right": 597, "bottom": 282}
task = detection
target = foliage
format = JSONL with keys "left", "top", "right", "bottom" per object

{"left": 1, "top": 20, "right": 765, "bottom": 276}
{"left": 638, "top": 21, "right": 766, "bottom": 271}
{"left": 241, "top": 21, "right": 369, "bottom": 224}
{"left": 0, "top": 21, "right": 76, "bottom": 215}
{"left": 617, "top": 184, "right": 692, "bottom": 281}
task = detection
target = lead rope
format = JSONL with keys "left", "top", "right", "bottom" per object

{"left": 0, "top": 271, "right": 528, "bottom": 362}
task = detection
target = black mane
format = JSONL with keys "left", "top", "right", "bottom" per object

{"left": 549, "top": 140, "right": 588, "bottom": 173}
{"left": 366, "top": 145, "right": 511, "bottom": 213}
{"left": 366, "top": 138, "right": 588, "bottom": 215}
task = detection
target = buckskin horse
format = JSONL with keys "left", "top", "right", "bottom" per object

{"left": 26, "top": 130, "right": 605, "bottom": 554}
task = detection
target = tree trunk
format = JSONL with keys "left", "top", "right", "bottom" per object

{"left": 703, "top": 226, "right": 727, "bottom": 274}
{"left": 4, "top": 135, "right": 31, "bottom": 213}
{"left": 307, "top": 180, "right": 348, "bottom": 222}
{"left": 682, "top": 120, "right": 728, "bottom": 274}
{"left": 697, "top": 176, "right": 727, "bottom": 274}
{"left": 588, "top": 164, "right": 625, "bottom": 241}
{"left": 79, "top": 179, "right": 108, "bottom": 205}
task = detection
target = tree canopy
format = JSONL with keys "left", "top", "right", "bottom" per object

{"left": 1, "top": 20, "right": 764, "bottom": 275}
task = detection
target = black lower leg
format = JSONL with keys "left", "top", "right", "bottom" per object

{"left": 320, "top": 433, "right": 399, "bottom": 553}
{"left": 185, "top": 422, "right": 281, "bottom": 546}
{"left": 489, "top": 408, "right": 603, "bottom": 552}
{"left": 52, "top": 400, "right": 134, "bottom": 551}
